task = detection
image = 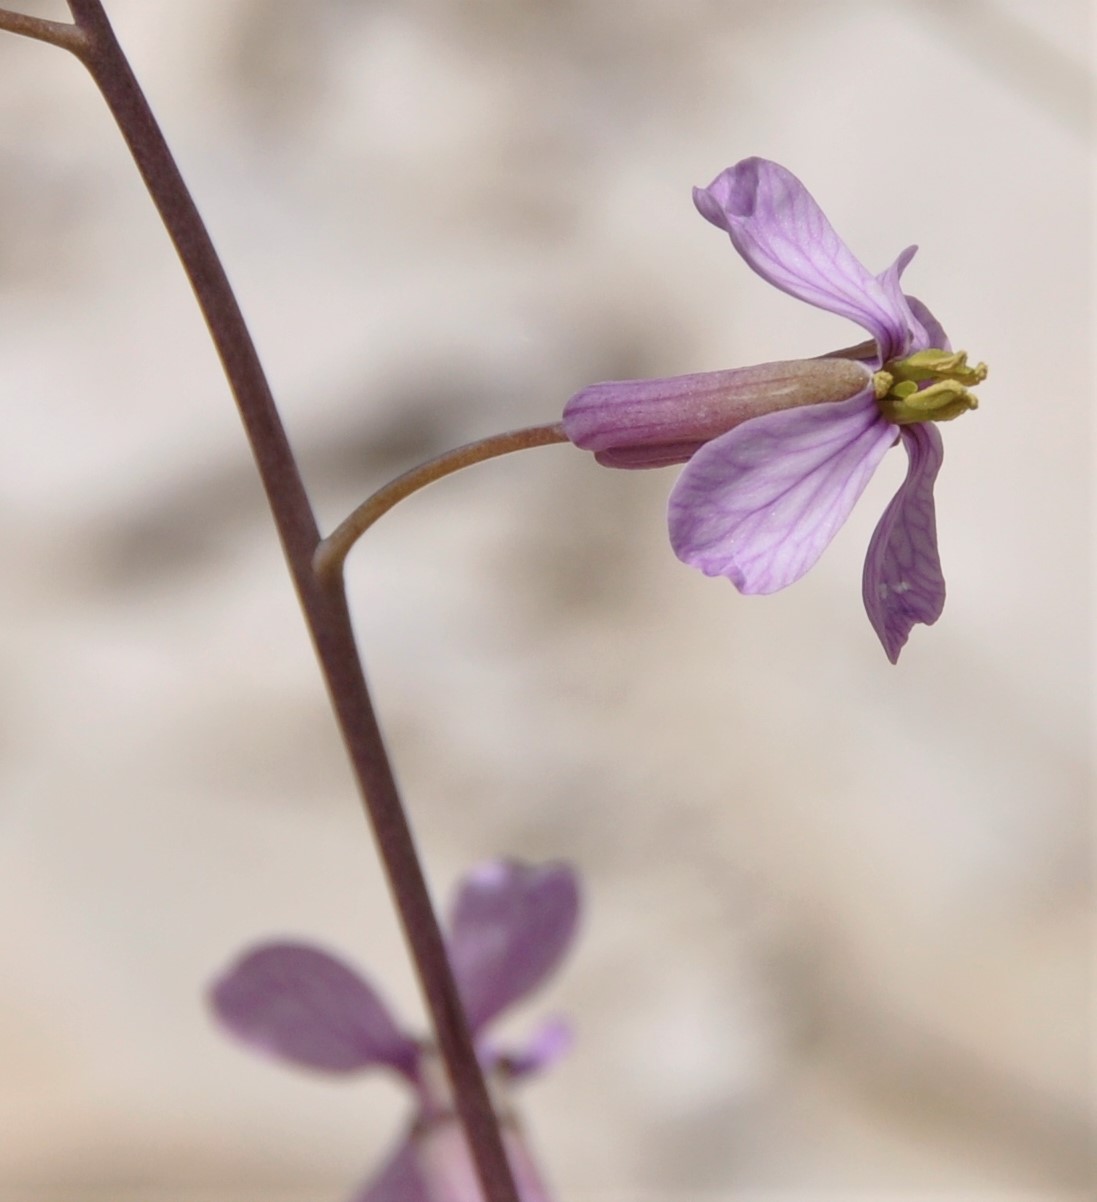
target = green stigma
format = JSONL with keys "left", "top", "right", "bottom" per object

{"left": 873, "top": 349, "right": 987, "bottom": 425}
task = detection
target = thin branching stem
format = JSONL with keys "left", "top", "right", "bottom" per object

{"left": 0, "top": 3, "right": 522, "bottom": 1199}
{"left": 316, "top": 423, "right": 568, "bottom": 583}
{"left": 0, "top": 7, "right": 85, "bottom": 52}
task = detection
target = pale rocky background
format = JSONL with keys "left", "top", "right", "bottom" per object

{"left": 0, "top": 1, "right": 1092, "bottom": 1199}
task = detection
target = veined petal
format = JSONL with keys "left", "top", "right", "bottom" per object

{"left": 448, "top": 861, "right": 580, "bottom": 1033}
{"left": 877, "top": 246, "right": 928, "bottom": 359}
{"left": 209, "top": 942, "right": 419, "bottom": 1078}
{"left": 668, "top": 391, "right": 896, "bottom": 593}
{"left": 905, "top": 294, "right": 951, "bottom": 352}
{"left": 862, "top": 423, "right": 946, "bottom": 663}
{"left": 349, "top": 1136, "right": 430, "bottom": 1202}
{"left": 694, "top": 158, "right": 911, "bottom": 361}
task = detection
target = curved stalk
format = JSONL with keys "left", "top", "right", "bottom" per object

{"left": 316, "top": 423, "right": 568, "bottom": 582}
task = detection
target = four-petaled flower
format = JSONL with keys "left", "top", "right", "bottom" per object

{"left": 563, "top": 157, "right": 984, "bottom": 661}
{"left": 209, "top": 860, "right": 579, "bottom": 1202}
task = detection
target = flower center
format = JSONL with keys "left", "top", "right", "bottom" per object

{"left": 872, "top": 349, "right": 987, "bottom": 425}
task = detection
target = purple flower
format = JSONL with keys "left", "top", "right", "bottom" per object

{"left": 209, "top": 860, "right": 579, "bottom": 1202}
{"left": 563, "top": 157, "right": 985, "bottom": 661}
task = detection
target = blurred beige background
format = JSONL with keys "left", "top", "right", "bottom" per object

{"left": 0, "top": 0, "right": 1092, "bottom": 1199}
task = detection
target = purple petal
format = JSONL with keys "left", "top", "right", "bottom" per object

{"left": 668, "top": 391, "right": 897, "bottom": 593}
{"left": 348, "top": 1136, "right": 430, "bottom": 1202}
{"left": 448, "top": 861, "right": 580, "bottom": 1033}
{"left": 904, "top": 294, "right": 951, "bottom": 352}
{"left": 877, "top": 246, "right": 929, "bottom": 356}
{"left": 862, "top": 423, "right": 946, "bottom": 663}
{"left": 413, "top": 1120, "right": 555, "bottom": 1202}
{"left": 499, "top": 1016, "right": 574, "bottom": 1080}
{"left": 693, "top": 158, "right": 912, "bottom": 362}
{"left": 209, "top": 942, "right": 419, "bottom": 1078}
{"left": 502, "top": 1128, "right": 555, "bottom": 1202}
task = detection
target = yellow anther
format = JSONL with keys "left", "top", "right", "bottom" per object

{"left": 876, "top": 347, "right": 986, "bottom": 425}
{"left": 889, "top": 349, "right": 987, "bottom": 388}
{"left": 879, "top": 379, "right": 979, "bottom": 425}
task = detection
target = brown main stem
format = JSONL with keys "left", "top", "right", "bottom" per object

{"left": 53, "top": 4, "right": 521, "bottom": 1200}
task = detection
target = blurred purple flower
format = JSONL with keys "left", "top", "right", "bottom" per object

{"left": 563, "top": 157, "right": 984, "bottom": 661}
{"left": 210, "top": 860, "right": 579, "bottom": 1202}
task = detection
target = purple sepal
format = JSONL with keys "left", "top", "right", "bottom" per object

{"left": 862, "top": 422, "right": 946, "bottom": 662}
{"left": 562, "top": 358, "right": 873, "bottom": 470}
{"left": 594, "top": 441, "right": 706, "bottom": 469}
{"left": 563, "top": 368, "right": 782, "bottom": 469}
{"left": 668, "top": 391, "right": 897, "bottom": 593}
{"left": 693, "top": 158, "right": 919, "bottom": 362}
{"left": 348, "top": 1135, "right": 430, "bottom": 1202}
{"left": 208, "top": 942, "right": 419, "bottom": 1079}
{"left": 448, "top": 861, "right": 580, "bottom": 1034}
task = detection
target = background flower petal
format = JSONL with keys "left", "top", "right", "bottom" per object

{"left": 693, "top": 157, "right": 911, "bottom": 360}
{"left": 668, "top": 392, "right": 896, "bottom": 593}
{"left": 411, "top": 1120, "right": 555, "bottom": 1202}
{"left": 208, "top": 942, "right": 419, "bottom": 1077}
{"left": 348, "top": 1135, "right": 431, "bottom": 1202}
{"left": 862, "top": 423, "right": 946, "bottom": 663}
{"left": 448, "top": 861, "right": 580, "bottom": 1033}
{"left": 499, "top": 1016, "right": 575, "bottom": 1080}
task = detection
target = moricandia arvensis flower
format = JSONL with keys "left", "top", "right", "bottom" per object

{"left": 209, "top": 860, "right": 579, "bottom": 1202}
{"left": 562, "top": 157, "right": 985, "bottom": 662}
